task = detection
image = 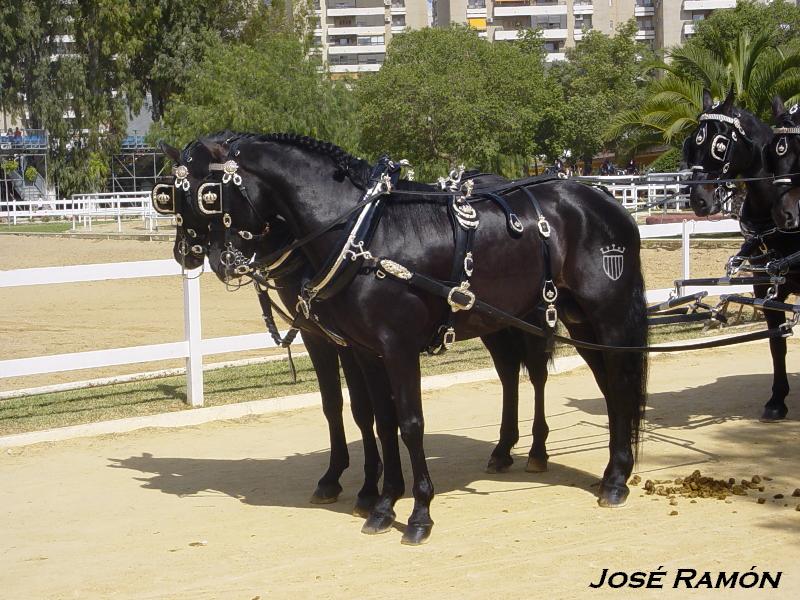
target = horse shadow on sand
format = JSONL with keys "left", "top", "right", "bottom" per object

{"left": 109, "top": 372, "right": 799, "bottom": 522}
{"left": 108, "top": 432, "right": 606, "bottom": 518}
{"left": 565, "top": 372, "right": 800, "bottom": 470}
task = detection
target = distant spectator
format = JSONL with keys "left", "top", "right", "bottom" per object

{"left": 626, "top": 158, "right": 638, "bottom": 175}
{"left": 13, "top": 127, "right": 22, "bottom": 138}
{"left": 600, "top": 159, "right": 614, "bottom": 176}
{"left": 582, "top": 161, "right": 592, "bottom": 176}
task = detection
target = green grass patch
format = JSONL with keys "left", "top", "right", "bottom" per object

{"left": 0, "top": 339, "right": 494, "bottom": 436}
{"left": 0, "top": 315, "right": 765, "bottom": 437}
{"left": 1, "top": 221, "right": 73, "bottom": 233}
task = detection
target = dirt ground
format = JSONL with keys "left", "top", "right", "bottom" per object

{"left": 1, "top": 341, "right": 798, "bottom": 599}
{"left": 0, "top": 233, "right": 741, "bottom": 391}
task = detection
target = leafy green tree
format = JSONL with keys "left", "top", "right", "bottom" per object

{"left": 129, "top": 0, "right": 257, "bottom": 122}
{"left": 607, "top": 30, "right": 800, "bottom": 148}
{"left": 549, "top": 19, "right": 655, "bottom": 163}
{"left": 154, "top": 32, "right": 360, "bottom": 153}
{"left": 689, "top": 0, "right": 800, "bottom": 57}
{"left": 355, "top": 26, "right": 554, "bottom": 180}
{"left": 0, "top": 0, "right": 144, "bottom": 195}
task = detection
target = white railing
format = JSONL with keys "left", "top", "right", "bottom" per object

{"left": 577, "top": 172, "right": 690, "bottom": 211}
{"left": 0, "top": 218, "right": 747, "bottom": 407}
{"left": 0, "top": 259, "right": 303, "bottom": 407}
{"left": 0, "top": 191, "right": 170, "bottom": 232}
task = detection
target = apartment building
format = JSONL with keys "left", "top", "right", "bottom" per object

{"left": 432, "top": 0, "right": 765, "bottom": 62}
{"left": 313, "top": 0, "right": 429, "bottom": 74}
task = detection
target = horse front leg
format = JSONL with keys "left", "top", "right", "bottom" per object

{"left": 382, "top": 347, "right": 434, "bottom": 545}
{"left": 338, "top": 348, "right": 383, "bottom": 517}
{"left": 759, "top": 287, "right": 790, "bottom": 421}
{"left": 354, "top": 351, "right": 405, "bottom": 534}
{"left": 304, "top": 333, "right": 348, "bottom": 504}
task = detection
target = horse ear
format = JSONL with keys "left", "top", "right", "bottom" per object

{"left": 772, "top": 96, "right": 786, "bottom": 120}
{"left": 199, "top": 139, "right": 228, "bottom": 162}
{"left": 679, "top": 136, "right": 691, "bottom": 170}
{"left": 720, "top": 84, "right": 735, "bottom": 112}
{"left": 159, "top": 141, "right": 180, "bottom": 163}
{"left": 702, "top": 89, "right": 713, "bottom": 111}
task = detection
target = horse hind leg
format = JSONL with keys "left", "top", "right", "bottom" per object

{"left": 481, "top": 330, "right": 523, "bottom": 474}
{"left": 521, "top": 331, "right": 551, "bottom": 473}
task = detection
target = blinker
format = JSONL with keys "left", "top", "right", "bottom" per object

{"left": 197, "top": 182, "right": 223, "bottom": 215}
{"left": 152, "top": 183, "right": 176, "bottom": 214}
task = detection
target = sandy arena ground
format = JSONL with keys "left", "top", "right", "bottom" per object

{"left": 1, "top": 340, "right": 798, "bottom": 599}
{"left": 0, "top": 233, "right": 741, "bottom": 391}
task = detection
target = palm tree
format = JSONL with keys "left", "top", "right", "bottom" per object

{"left": 607, "top": 31, "right": 800, "bottom": 149}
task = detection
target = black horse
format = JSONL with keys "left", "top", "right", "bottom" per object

{"left": 156, "top": 135, "right": 553, "bottom": 520}
{"left": 767, "top": 96, "right": 800, "bottom": 229}
{"left": 157, "top": 135, "right": 385, "bottom": 515}
{"left": 682, "top": 89, "right": 798, "bottom": 421}
{"left": 195, "top": 133, "right": 648, "bottom": 545}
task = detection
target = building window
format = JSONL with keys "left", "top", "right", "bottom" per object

{"left": 392, "top": 15, "right": 405, "bottom": 26}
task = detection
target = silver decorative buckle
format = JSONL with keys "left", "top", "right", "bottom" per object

{"left": 443, "top": 327, "right": 456, "bottom": 349}
{"left": 545, "top": 304, "right": 558, "bottom": 328}
{"left": 222, "top": 160, "right": 242, "bottom": 185}
{"left": 447, "top": 281, "right": 476, "bottom": 312}
{"left": 537, "top": 217, "right": 551, "bottom": 238}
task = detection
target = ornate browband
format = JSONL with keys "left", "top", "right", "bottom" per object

{"left": 699, "top": 113, "right": 746, "bottom": 136}
{"left": 773, "top": 127, "right": 800, "bottom": 135}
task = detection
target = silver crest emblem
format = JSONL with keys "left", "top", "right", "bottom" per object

{"left": 777, "top": 137, "right": 788, "bottom": 156}
{"left": 695, "top": 125, "right": 706, "bottom": 145}
{"left": 601, "top": 245, "right": 625, "bottom": 281}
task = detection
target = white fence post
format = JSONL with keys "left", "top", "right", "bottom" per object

{"left": 679, "top": 219, "right": 691, "bottom": 296}
{"left": 183, "top": 273, "right": 204, "bottom": 407}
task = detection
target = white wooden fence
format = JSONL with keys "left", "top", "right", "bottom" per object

{"left": 0, "top": 219, "right": 749, "bottom": 407}
{"left": 0, "top": 259, "right": 303, "bottom": 407}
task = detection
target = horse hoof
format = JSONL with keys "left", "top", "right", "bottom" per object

{"left": 598, "top": 486, "right": 629, "bottom": 508}
{"left": 486, "top": 455, "right": 512, "bottom": 474}
{"left": 352, "top": 495, "right": 379, "bottom": 518}
{"left": 760, "top": 403, "right": 788, "bottom": 422}
{"left": 309, "top": 482, "right": 342, "bottom": 505}
{"left": 525, "top": 457, "right": 548, "bottom": 473}
{"left": 361, "top": 511, "right": 395, "bottom": 535}
{"left": 401, "top": 523, "right": 433, "bottom": 546}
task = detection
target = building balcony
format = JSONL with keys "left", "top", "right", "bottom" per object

{"left": 683, "top": 0, "right": 735, "bottom": 10}
{"left": 327, "top": 7, "right": 385, "bottom": 16}
{"left": 493, "top": 5, "right": 567, "bottom": 17}
{"left": 329, "top": 63, "right": 382, "bottom": 73}
{"left": 573, "top": 3, "right": 594, "bottom": 15}
{"left": 683, "top": 22, "right": 696, "bottom": 36}
{"left": 467, "top": 8, "right": 488, "bottom": 18}
{"left": 546, "top": 52, "right": 565, "bottom": 62}
{"left": 327, "top": 44, "right": 387, "bottom": 54}
{"left": 634, "top": 7, "right": 655, "bottom": 16}
{"left": 635, "top": 29, "right": 655, "bottom": 40}
{"left": 494, "top": 28, "right": 567, "bottom": 41}
{"left": 326, "top": 25, "right": 387, "bottom": 35}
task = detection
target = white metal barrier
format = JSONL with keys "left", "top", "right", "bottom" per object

{"left": 0, "top": 219, "right": 748, "bottom": 407}
{"left": 0, "top": 191, "right": 167, "bottom": 232}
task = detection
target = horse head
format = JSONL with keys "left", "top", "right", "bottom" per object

{"left": 201, "top": 134, "right": 369, "bottom": 284}
{"left": 682, "top": 87, "right": 768, "bottom": 216}
{"left": 766, "top": 96, "right": 800, "bottom": 229}
{"left": 157, "top": 134, "right": 236, "bottom": 269}
{"left": 194, "top": 136, "right": 295, "bottom": 284}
